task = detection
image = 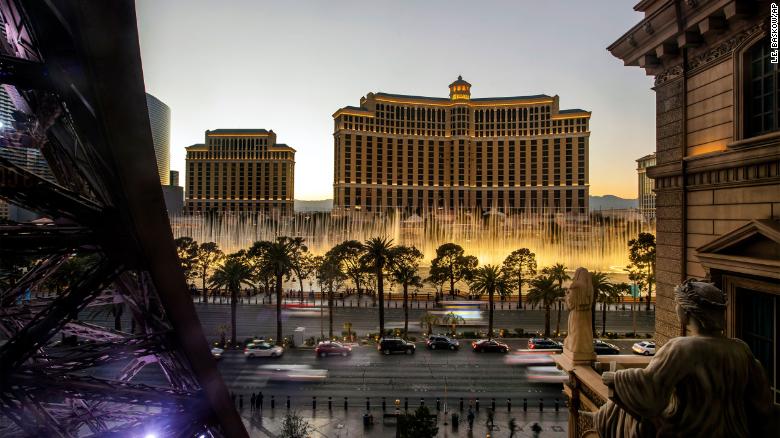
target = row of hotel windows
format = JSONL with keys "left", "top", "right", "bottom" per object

{"left": 186, "top": 161, "right": 290, "bottom": 199}
{"left": 338, "top": 136, "right": 586, "bottom": 186}
{"left": 338, "top": 105, "right": 587, "bottom": 137}
{"left": 338, "top": 188, "right": 587, "bottom": 213}
{"left": 186, "top": 201, "right": 292, "bottom": 213}
{"left": 187, "top": 150, "right": 293, "bottom": 161}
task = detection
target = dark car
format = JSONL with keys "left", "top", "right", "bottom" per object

{"left": 378, "top": 338, "right": 415, "bottom": 355}
{"left": 527, "top": 337, "right": 563, "bottom": 351}
{"left": 315, "top": 341, "right": 352, "bottom": 357}
{"left": 594, "top": 339, "right": 621, "bottom": 355}
{"left": 471, "top": 339, "right": 510, "bottom": 353}
{"left": 426, "top": 335, "right": 460, "bottom": 351}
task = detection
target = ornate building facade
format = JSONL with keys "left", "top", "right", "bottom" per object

{"left": 637, "top": 153, "right": 657, "bottom": 221}
{"left": 332, "top": 77, "right": 591, "bottom": 214}
{"left": 608, "top": 0, "right": 778, "bottom": 412}
{"left": 185, "top": 129, "right": 295, "bottom": 215}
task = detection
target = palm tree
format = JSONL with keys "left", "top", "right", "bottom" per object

{"left": 360, "top": 237, "right": 395, "bottom": 336}
{"left": 442, "top": 312, "right": 465, "bottom": 337}
{"left": 419, "top": 313, "right": 440, "bottom": 335}
{"left": 542, "top": 264, "right": 570, "bottom": 336}
{"left": 526, "top": 275, "right": 563, "bottom": 337}
{"left": 390, "top": 245, "right": 423, "bottom": 338}
{"left": 251, "top": 237, "right": 297, "bottom": 345}
{"left": 469, "top": 265, "right": 509, "bottom": 338}
{"left": 590, "top": 271, "right": 614, "bottom": 336}
{"left": 209, "top": 253, "right": 253, "bottom": 346}
{"left": 601, "top": 282, "right": 629, "bottom": 335}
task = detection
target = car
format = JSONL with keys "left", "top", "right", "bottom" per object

{"left": 527, "top": 337, "right": 563, "bottom": 351}
{"left": 525, "top": 366, "right": 569, "bottom": 384}
{"left": 426, "top": 335, "right": 460, "bottom": 351}
{"left": 257, "top": 364, "right": 327, "bottom": 382}
{"left": 471, "top": 339, "right": 510, "bottom": 353}
{"left": 594, "top": 339, "right": 621, "bottom": 355}
{"left": 378, "top": 338, "right": 415, "bottom": 355}
{"left": 244, "top": 341, "right": 284, "bottom": 358}
{"left": 632, "top": 341, "right": 656, "bottom": 356}
{"left": 211, "top": 347, "right": 224, "bottom": 359}
{"left": 316, "top": 341, "right": 352, "bottom": 357}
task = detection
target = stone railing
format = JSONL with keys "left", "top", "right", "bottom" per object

{"left": 553, "top": 354, "right": 652, "bottom": 438}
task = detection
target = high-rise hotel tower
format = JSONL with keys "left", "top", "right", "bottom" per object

{"left": 185, "top": 129, "right": 295, "bottom": 215}
{"left": 333, "top": 77, "right": 590, "bottom": 214}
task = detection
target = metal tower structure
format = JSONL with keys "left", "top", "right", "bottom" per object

{"left": 0, "top": 1, "right": 247, "bottom": 436}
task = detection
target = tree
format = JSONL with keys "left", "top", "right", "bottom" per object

{"left": 174, "top": 236, "right": 199, "bottom": 286}
{"left": 209, "top": 252, "right": 253, "bottom": 345}
{"left": 360, "top": 237, "right": 395, "bottom": 336}
{"left": 542, "top": 263, "right": 570, "bottom": 335}
{"left": 194, "top": 242, "right": 224, "bottom": 304}
{"left": 329, "top": 240, "right": 366, "bottom": 296}
{"left": 419, "top": 313, "right": 440, "bottom": 335}
{"left": 442, "top": 312, "right": 465, "bottom": 337}
{"left": 279, "top": 411, "right": 311, "bottom": 438}
{"left": 628, "top": 232, "right": 656, "bottom": 311}
{"left": 526, "top": 274, "right": 563, "bottom": 337}
{"left": 469, "top": 265, "right": 509, "bottom": 338}
{"left": 288, "top": 237, "right": 310, "bottom": 299}
{"left": 318, "top": 252, "right": 346, "bottom": 338}
{"left": 251, "top": 237, "right": 297, "bottom": 345}
{"left": 390, "top": 245, "right": 423, "bottom": 338}
{"left": 502, "top": 248, "right": 537, "bottom": 309}
{"left": 590, "top": 271, "right": 614, "bottom": 336}
{"left": 397, "top": 405, "right": 438, "bottom": 438}
{"left": 606, "top": 282, "right": 631, "bottom": 335}
{"left": 430, "top": 243, "right": 477, "bottom": 297}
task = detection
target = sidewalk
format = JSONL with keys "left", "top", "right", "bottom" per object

{"left": 241, "top": 406, "right": 568, "bottom": 437}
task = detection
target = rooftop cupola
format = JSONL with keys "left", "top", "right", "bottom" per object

{"left": 448, "top": 75, "right": 471, "bottom": 101}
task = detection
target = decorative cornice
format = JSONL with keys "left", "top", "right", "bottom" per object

{"left": 654, "top": 65, "right": 683, "bottom": 87}
{"left": 687, "top": 22, "right": 765, "bottom": 72}
{"left": 654, "top": 22, "right": 765, "bottom": 87}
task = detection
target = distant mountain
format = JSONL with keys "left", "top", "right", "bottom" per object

{"left": 294, "top": 196, "right": 637, "bottom": 212}
{"left": 294, "top": 199, "right": 333, "bottom": 212}
{"left": 589, "top": 195, "right": 638, "bottom": 211}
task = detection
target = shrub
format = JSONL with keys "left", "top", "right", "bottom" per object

{"left": 514, "top": 328, "right": 525, "bottom": 336}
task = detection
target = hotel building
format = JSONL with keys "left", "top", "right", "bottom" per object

{"left": 637, "top": 153, "right": 656, "bottom": 221}
{"left": 185, "top": 129, "right": 295, "bottom": 215}
{"left": 332, "top": 76, "right": 590, "bottom": 214}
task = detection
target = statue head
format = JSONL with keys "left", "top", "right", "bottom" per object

{"left": 566, "top": 267, "right": 593, "bottom": 310}
{"left": 674, "top": 279, "right": 727, "bottom": 334}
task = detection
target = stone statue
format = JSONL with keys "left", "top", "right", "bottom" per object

{"left": 563, "top": 267, "right": 595, "bottom": 363}
{"left": 593, "top": 280, "right": 777, "bottom": 437}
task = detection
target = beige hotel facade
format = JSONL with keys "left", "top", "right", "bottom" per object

{"left": 185, "top": 129, "right": 295, "bottom": 215}
{"left": 332, "top": 77, "right": 591, "bottom": 214}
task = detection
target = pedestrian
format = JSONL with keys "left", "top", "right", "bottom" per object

{"left": 467, "top": 407, "right": 475, "bottom": 430}
{"left": 486, "top": 408, "right": 494, "bottom": 430}
{"left": 531, "top": 422, "right": 542, "bottom": 438}
{"left": 231, "top": 392, "right": 236, "bottom": 407}
{"left": 259, "top": 392, "right": 263, "bottom": 409}
{"left": 250, "top": 393, "right": 256, "bottom": 410}
{"left": 508, "top": 418, "right": 518, "bottom": 438}
{"left": 239, "top": 394, "right": 243, "bottom": 410}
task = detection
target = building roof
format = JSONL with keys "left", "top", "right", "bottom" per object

{"left": 559, "top": 108, "right": 589, "bottom": 114}
{"left": 206, "top": 129, "right": 271, "bottom": 134}
{"left": 373, "top": 92, "right": 553, "bottom": 102}
{"left": 636, "top": 152, "right": 656, "bottom": 162}
{"left": 185, "top": 143, "right": 206, "bottom": 150}
{"left": 449, "top": 75, "right": 471, "bottom": 87}
{"left": 272, "top": 143, "right": 296, "bottom": 153}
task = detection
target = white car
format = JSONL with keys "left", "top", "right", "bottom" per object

{"left": 525, "top": 366, "right": 568, "bottom": 384}
{"left": 211, "top": 347, "right": 224, "bottom": 359}
{"left": 244, "top": 342, "right": 284, "bottom": 358}
{"left": 632, "top": 341, "right": 656, "bottom": 356}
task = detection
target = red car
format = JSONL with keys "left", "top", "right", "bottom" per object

{"left": 315, "top": 341, "right": 352, "bottom": 357}
{"left": 471, "top": 339, "right": 510, "bottom": 353}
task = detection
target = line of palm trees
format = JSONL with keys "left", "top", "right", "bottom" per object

{"left": 175, "top": 236, "right": 632, "bottom": 345}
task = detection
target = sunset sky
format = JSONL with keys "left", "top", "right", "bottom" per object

{"left": 136, "top": 0, "right": 654, "bottom": 200}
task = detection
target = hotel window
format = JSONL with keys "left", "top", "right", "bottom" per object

{"left": 530, "top": 140, "right": 538, "bottom": 186}
{"left": 554, "top": 138, "right": 561, "bottom": 185}
{"left": 542, "top": 139, "right": 549, "bottom": 186}
{"left": 746, "top": 39, "right": 779, "bottom": 137}
{"left": 577, "top": 138, "right": 586, "bottom": 185}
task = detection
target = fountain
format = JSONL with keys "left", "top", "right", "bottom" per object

{"left": 170, "top": 209, "right": 651, "bottom": 274}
